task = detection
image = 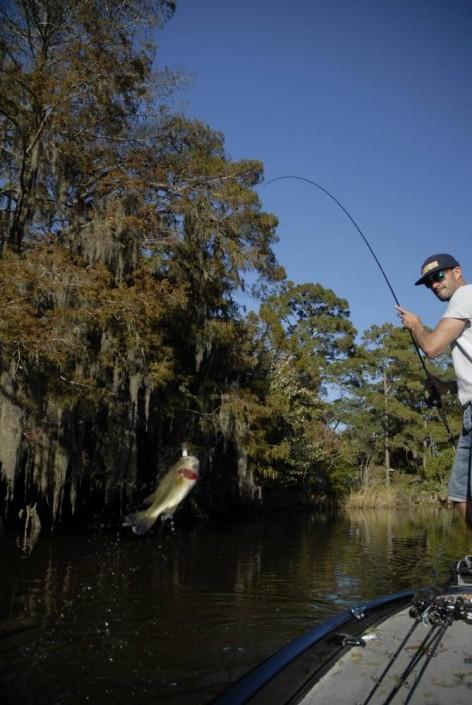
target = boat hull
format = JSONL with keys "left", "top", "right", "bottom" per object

{"left": 209, "top": 576, "right": 472, "bottom": 705}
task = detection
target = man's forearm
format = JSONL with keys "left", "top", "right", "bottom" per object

{"left": 397, "top": 305, "right": 467, "bottom": 358}
{"left": 408, "top": 321, "right": 445, "bottom": 358}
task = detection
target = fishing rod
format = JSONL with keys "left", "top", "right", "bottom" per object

{"left": 402, "top": 621, "right": 450, "bottom": 705}
{"left": 361, "top": 612, "right": 422, "bottom": 705}
{"left": 263, "top": 175, "right": 454, "bottom": 443}
{"left": 382, "top": 620, "right": 448, "bottom": 705}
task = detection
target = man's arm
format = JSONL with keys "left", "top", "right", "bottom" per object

{"left": 396, "top": 305, "right": 467, "bottom": 358}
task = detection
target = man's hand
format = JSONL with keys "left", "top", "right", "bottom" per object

{"left": 424, "top": 373, "right": 457, "bottom": 407}
{"left": 396, "top": 305, "right": 423, "bottom": 331}
{"left": 427, "top": 373, "right": 457, "bottom": 395}
{"left": 426, "top": 373, "right": 448, "bottom": 396}
{"left": 425, "top": 373, "right": 443, "bottom": 408}
{"left": 396, "top": 304, "right": 467, "bottom": 358}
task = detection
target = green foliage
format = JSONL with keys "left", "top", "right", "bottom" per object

{"left": 259, "top": 281, "right": 356, "bottom": 389}
{"left": 0, "top": 0, "right": 177, "bottom": 252}
{"left": 247, "top": 282, "right": 357, "bottom": 498}
{"left": 0, "top": 0, "right": 286, "bottom": 522}
{"left": 0, "top": 1, "right": 461, "bottom": 526}
{"left": 333, "top": 322, "right": 462, "bottom": 489}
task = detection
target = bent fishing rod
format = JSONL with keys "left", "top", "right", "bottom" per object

{"left": 263, "top": 175, "right": 454, "bottom": 443}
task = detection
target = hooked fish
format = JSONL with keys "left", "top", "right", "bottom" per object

{"left": 123, "top": 455, "right": 199, "bottom": 535}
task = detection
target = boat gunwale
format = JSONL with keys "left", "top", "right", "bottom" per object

{"left": 208, "top": 588, "right": 416, "bottom": 705}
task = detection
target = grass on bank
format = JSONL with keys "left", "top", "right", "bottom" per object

{"left": 344, "top": 484, "right": 401, "bottom": 509}
{"left": 344, "top": 468, "right": 448, "bottom": 510}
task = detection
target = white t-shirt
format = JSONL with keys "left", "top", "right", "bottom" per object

{"left": 442, "top": 284, "right": 472, "bottom": 406}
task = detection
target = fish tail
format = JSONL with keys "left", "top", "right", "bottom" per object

{"left": 122, "top": 510, "right": 156, "bottom": 536}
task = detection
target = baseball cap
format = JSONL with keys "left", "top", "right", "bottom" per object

{"left": 414, "top": 254, "right": 461, "bottom": 286}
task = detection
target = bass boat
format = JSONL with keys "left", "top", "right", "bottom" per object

{"left": 209, "top": 556, "right": 472, "bottom": 705}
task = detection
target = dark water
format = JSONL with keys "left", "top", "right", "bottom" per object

{"left": 0, "top": 507, "right": 470, "bottom": 705}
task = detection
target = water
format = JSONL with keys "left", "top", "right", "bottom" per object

{"left": 0, "top": 507, "right": 470, "bottom": 705}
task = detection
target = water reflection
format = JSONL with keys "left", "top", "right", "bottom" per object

{"left": 0, "top": 507, "right": 470, "bottom": 705}
{"left": 16, "top": 503, "right": 42, "bottom": 555}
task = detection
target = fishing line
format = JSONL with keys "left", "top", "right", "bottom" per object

{"left": 263, "top": 175, "right": 454, "bottom": 442}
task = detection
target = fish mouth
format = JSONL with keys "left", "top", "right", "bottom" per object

{"left": 180, "top": 468, "right": 199, "bottom": 481}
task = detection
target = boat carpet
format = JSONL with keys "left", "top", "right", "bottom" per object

{"left": 299, "top": 597, "right": 472, "bottom": 705}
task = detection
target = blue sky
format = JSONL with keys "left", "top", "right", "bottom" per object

{"left": 156, "top": 0, "right": 472, "bottom": 337}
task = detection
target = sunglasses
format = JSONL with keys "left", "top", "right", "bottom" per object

{"left": 424, "top": 269, "right": 448, "bottom": 288}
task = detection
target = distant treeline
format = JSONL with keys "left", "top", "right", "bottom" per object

{"left": 0, "top": 0, "right": 461, "bottom": 528}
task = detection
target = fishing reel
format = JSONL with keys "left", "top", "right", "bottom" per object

{"left": 449, "top": 596, "right": 472, "bottom": 625}
{"left": 409, "top": 597, "right": 430, "bottom": 620}
{"left": 424, "top": 598, "right": 456, "bottom": 626}
{"left": 410, "top": 595, "right": 472, "bottom": 626}
{"left": 424, "top": 386, "right": 442, "bottom": 409}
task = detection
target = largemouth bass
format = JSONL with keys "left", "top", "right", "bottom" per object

{"left": 123, "top": 455, "right": 199, "bottom": 535}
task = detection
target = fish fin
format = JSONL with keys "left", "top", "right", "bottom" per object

{"left": 161, "top": 509, "right": 177, "bottom": 522}
{"left": 122, "top": 511, "right": 156, "bottom": 536}
{"left": 141, "top": 490, "right": 157, "bottom": 506}
{"left": 142, "top": 477, "right": 172, "bottom": 506}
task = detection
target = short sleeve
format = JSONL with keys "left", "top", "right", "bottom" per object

{"left": 443, "top": 286, "right": 472, "bottom": 321}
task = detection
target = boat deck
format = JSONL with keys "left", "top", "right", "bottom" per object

{"left": 300, "top": 598, "right": 472, "bottom": 705}
{"left": 209, "top": 569, "right": 472, "bottom": 705}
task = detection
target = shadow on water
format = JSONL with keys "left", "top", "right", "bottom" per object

{"left": 0, "top": 507, "right": 470, "bottom": 704}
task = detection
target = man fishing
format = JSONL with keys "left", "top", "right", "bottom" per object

{"left": 396, "top": 254, "right": 472, "bottom": 527}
